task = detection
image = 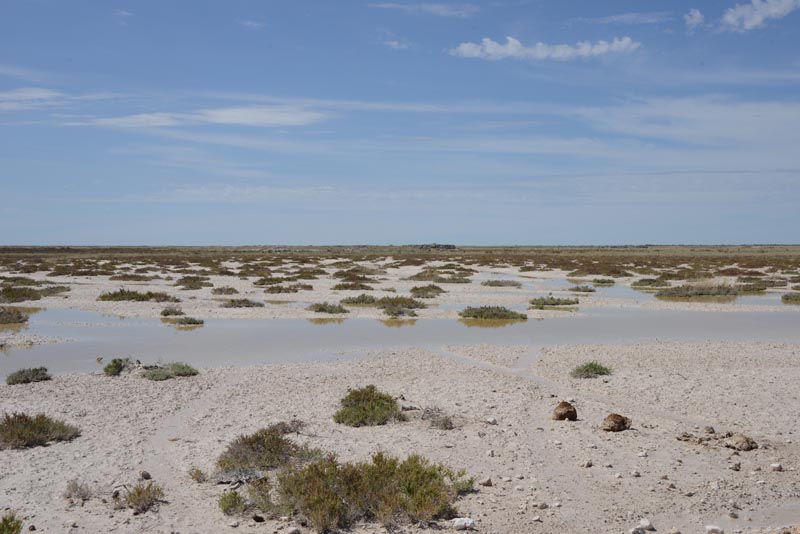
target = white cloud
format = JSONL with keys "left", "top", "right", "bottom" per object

{"left": 0, "top": 87, "right": 65, "bottom": 111}
{"left": 576, "top": 11, "right": 672, "bottom": 25}
{"left": 450, "top": 36, "right": 640, "bottom": 61}
{"left": 721, "top": 0, "right": 800, "bottom": 31}
{"left": 369, "top": 3, "right": 478, "bottom": 17}
{"left": 114, "top": 9, "right": 133, "bottom": 17}
{"left": 684, "top": 8, "right": 705, "bottom": 30}
{"left": 83, "top": 105, "right": 327, "bottom": 128}
{"left": 238, "top": 19, "right": 264, "bottom": 30}
{"left": 384, "top": 40, "right": 409, "bottom": 50}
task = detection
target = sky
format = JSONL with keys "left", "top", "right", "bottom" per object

{"left": 1, "top": 0, "right": 799, "bottom": 245}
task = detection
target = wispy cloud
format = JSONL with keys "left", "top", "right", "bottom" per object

{"left": 721, "top": 0, "right": 800, "bottom": 31}
{"left": 114, "top": 9, "right": 133, "bottom": 25}
{"left": 369, "top": 3, "right": 478, "bottom": 17}
{"left": 77, "top": 105, "right": 328, "bottom": 128}
{"left": 684, "top": 8, "right": 705, "bottom": 31}
{"left": 0, "top": 87, "right": 64, "bottom": 111}
{"left": 450, "top": 36, "right": 640, "bottom": 61}
{"left": 0, "top": 64, "right": 52, "bottom": 83}
{"left": 238, "top": 19, "right": 264, "bottom": 30}
{"left": 384, "top": 40, "right": 410, "bottom": 50}
{"left": 575, "top": 11, "right": 673, "bottom": 25}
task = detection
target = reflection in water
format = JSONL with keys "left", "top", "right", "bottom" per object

{"left": 307, "top": 318, "right": 347, "bottom": 325}
{"left": 458, "top": 318, "right": 527, "bottom": 329}
{"left": 379, "top": 319, "right": 418, "bottom": 328}
{"left": 160, "top": 317, "right": 205, "bottom": 331}
{"left": 656, "top": 295, "right": 739, "bottom": 304}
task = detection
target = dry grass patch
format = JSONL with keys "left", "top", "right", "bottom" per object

{"left": 334, "top": 385, "right": 405, "bottom": 427}
{"left": 6, "top": 367, "right": 51, "bottom": 385}
{"left": 0, "top": 412, "right": 80, "bottom": 449}
{"left": 458, "top": 306, "right": 526, "bottom": 321}
{"left": 98, "top": 289, "right": 178, "bottom": 303}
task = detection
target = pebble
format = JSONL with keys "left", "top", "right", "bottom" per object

{"left": 287, "top": 528, "right": 301, "bottom": 534}
{"left": 486, "top": 417, "right": 498, "bottom": 425}
{"left": 638, "top": 451, "right": 648, "bottom": 458}
{"left": 478, "top": 477, "right": 493, "bottom": 487}
{"left": 705, "top": 527, "right": 725, "bottom": 534}
{"left": 452, "top": 517, "right": 476, "bottom": 530}
{"left": 770, "top": 463, "right": 783, "bottom": 472}
{"left": 638, "top": 518, "right": 656, "bottom": 531}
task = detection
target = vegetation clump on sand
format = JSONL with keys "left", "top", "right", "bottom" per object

{"left": 0, "top": 412, "right": 80, "bottom": 449}
{"left": 481, "top": 279, "right": 522, "bottom": 288}
{"left": 570, "top": 361, "right": 613, "bottom": 379}
{"left": 307, "top": 302, "right": 349, "bottom": 314}
{"left": 222, "top": 298, "right": 264, "bottom": 308}
{"left": 279, "top": 452, "right": 473, "bottom": 532}
{"left": 458, "top": 306, "right": 526, "bottom": 321}
{"left": 655, "top": 284, "right": 738, "bottom": 299}
{"left": 219, "top": 490, "right": 248, "bottom": 516}
{"left": 782, "top": 292, "right": 800, "bottom": 304}
{"left": 109, "top": 273, "right": 156, "bottom": 282}
{"left": 340, "top": 294, "right": 377, "bottom": 305}
{"left": 212, "top": 286, "right": 239, "bottom": 295}
{"left": 569, "top": 284, "right": 596, "bottom": 293}
{"left": 332, "top": 282, "right": 374, "bottom": 291}
{"left": 98, "top": 289, "right": 178, "bottom": 303}
{"left": 410, "top": 284, "right": 445, "bottom": 298}
{"left": 122, "top": 481, "right": 165, "bottom": 514}
{"left": 529, "top": 296, "right": 578, "bottom": 310}
{"left": 0, "top": 286, "right": 45, "bottom": 303}
{"left": 407, "top": 267, "right": 472, "bottom": 284}
{"left": 142, "top": 362, "right": 198, "bottom": 381}
{"left": 632, "top": 278, "right": 670, "bottom": 289}
{"left": 6, "top": 367, "right": 51, "bottom": 385}
{"left": 103, "top": 357, "right": 134, "bottom": 376}
{"left": 0, "top": 511, "right": 22, "bottom": 534}
{"left": 334, "top": 385, "right": 405, "bottom": 427}
{"left": 160, "top": 305, "right": 184, "bottom": 316}
{"left": 174, "top": 275, "right": 212, "bottom": 290}
{"left": 0, "top": 307, "right": 28, "bottom": 324}
{"left": 422, "top": 406, "right": 456, "bottom": 430}
{"left": 592, "top": 278, "right": 615, "bottom": 286}
{"left": 265, "top": 283, "right": 312, "bottom": 294}
{"left": 172, "top": 317, "right": 204, "bottom": 326}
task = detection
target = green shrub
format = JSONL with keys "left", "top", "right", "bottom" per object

{"left": 782, "top": 292, "right": 800, "bottom": 304}
{"left": 631, "top": 278, "right": 669, "bottom": 288}
{"left": 160, "top": 305, "right": 184, "bottom": 316}
{"left": 382, "top": 305, "right": 417, "bottom": 318}
{"left": 0, "top": 276, "right": 42, "bottom": 286}
{"left": 109, "top": 273, "right": 155, "bottom": 281}
{"left": 98, "top": 289, "right": 178, "bottom": 302}
{"left": 175, "top": 275, "right": 212, "bottom": 290}
{"left": 222, "top": 298, "right": 264, "bottom": 308}
{"left": 333, "top": 385, "right": 405, "bottom": 427}
{"left": 481, "top": 280, "right": 522, "bottom": 288}
{"left": 278, "top": 452, "right": 472, "bottom": 531}
{"left": 265, "top": 283, "right": 312, "bottom": 294}
{"left": 0, "top": 511, "right": 22, "bottom": 534}
{"left": 142, "top": 368, "right": 173, "bottom": 381}
{"left": 0, "top": 286, "right": 42, "bottom": 303}
{"left": 168, "top": 362, "right": 199, "bottom": 377}
{"left": 529, "top": 296, "right": 578, "bottom": 309}
{"left": 376, "top": 296, "right": 426, "bottom": 310}
{"left": 340, "top": 294, "right": 377, "bottom": 305}
{"left": 458, "top": 306, "right": 526, "bottom": 321}
{"left": 219, "top": 491, "right": 248, "bottom": 516}
{"left": 592, "top": 278, "right": 615, "bottom": 286}
{"left": 308, "top": 302, "right": 349, "bottom": 314}
{"left": 216, "top": 421, "right": 318, "bottom": 477}
{"left": 6, "top": 367, "right": 51, "bottom": 385}
{"left": 569, "top": 285, "right": 595, "bottom": 293}
{"left": 332, "top": 282, "right": 374, "bottom": 291}
{"left": 655, "top": 284, "right": 738, "bottom": 299}
{"left": 124, "top": 481, "right": 164, "bottom": 513}
{"left": 142, "top": 362, "right": 198, "bottom": 381}
{"left": 212, "top": 286, "right": 239, "bottom": 295}
{"left": 188, "top": 466, "right": 207, "bottom": 483}
{"left": 173, "top": 317, "right": 204, "bottom": 326}
{"left": 409, "top": 285, "right": 445, "bottom": 299}
{"left": 104, "top": 357, "right": 134, "bottom": 376}
{"left": 0, "top": 412, "right": 80, "bottom": 449}
{"left": 0, "top": 307, "right": 28, "bottom": 324}
{"left": 570, "top": 361, "right": 612, "bottom": 379}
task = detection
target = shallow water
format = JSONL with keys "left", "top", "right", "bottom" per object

{"left": 2, "top": 305, "right": 799, "bottom": 376}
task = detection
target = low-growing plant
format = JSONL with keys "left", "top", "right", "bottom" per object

{"left": 188, "top": 466, "right": 207, "bottom": 483}
{"left": 173, "top": 317, "right": 204, "bottom": 326}
{"left": 219, "top": 490, "right": 248, "bottom": 516}
{"left": 142, "top": 367, "right": 173, "bottom": 381}
{"left": 0, "top": 511, "right": 22, "bottom": 534}
{"left": 340, "top": 294, "right": 377, "bottom": 305}
{"left": 98, "top": 289, "right": 178, "bottom": 303}
{"left": 382, "top": 305, "right": 417, "bottom": 318}
{"left": 569, "top": 285, "right": 596, "bottom": 293}
{"left": 0, "top": 412, "right": 80, "bottom": 449}
{"left": 332, "top": 282, "right": 374, "bottom": 291}
{"left": 124, "top": 481, "right": 164, "bottom": 514}
{"left": 6, "top": 367, "right": 51, "bottom": 385}
{"left": 160, "top": 305, "right": 184, "bottom": 316}
{"left": 458, "top": 306, "right": 526, "bottom": 321}
{"left": 481, "top": 279, "right": 522, "bottom": 288}
{"left": 333, "top": 385, "right": 405, "bottom": 427}
{"left": 592, "top": 278, "right": 615, "bottom": 286}
{"left": 222, "top": 298, "right": 265, "bottom": 308}
{"left": 782, "top": 292, "right": 800, "bottom": 304}
{"left": 265, "top": 283, "right": 312, "bottom": 294}
{"left": 376, "top": 296, "right": 426, "bottom": 310}
{"left": 631, "top": 278, "right": 670, "bottom": 289}
{"left": 104, "top": 357, "right": 134, "bottom": 376}
{"left": 212, "top": 286, "right": 239, "bottom": 295}
{"left": 0, "top": 307, "right": 28, "bottom": 324}
{"left": 174, "top": 275, "right": 212, "bottom": 290}
{"left": 64, "top": 479, "right": 92, "bottom": 505}
{"left": 409, "top": 284, "right": 445, "bottom": 298}
{"left": 142, "top": 362, "right": 198, "bottom": 381}
{"left": 168, "top": 362, "right": 199, "bottom": 377}
{"left": 570, "top": 361, "right": 612, "bottom": 379}
{"left": 422, "top": 407, "right": 455, "bottom": 430}
{"left": 216, "top": 421, "right": 317, "bottom": 478}
{"left": 655, "top": 284, "right": 738, "bottom": 299}
{"left": 307, "top": 302, "right": 349, "bottom": 314}
{"left": 529, "top": 296, "right": 578, "bottom": 309}
{"left": 109, "top": 273, "right": 155, "bottom": 281}
{"left": 0, "top": 286, "right": 42, "bottom": 303}
{"left": 278, "top": 452, "right": 473, "bottom": 531}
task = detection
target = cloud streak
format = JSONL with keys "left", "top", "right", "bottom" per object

{"left": 575, "top": 11, "right": 673, "bottom": 25}
{"left": 721, "top": 0, "right": 800, "bottom": 31}
{"left": 369, "top": 3, "right": 478, "bottom": 17}
{"left": 450, "top": 36, "right": 640, "bottom": 61}
{"left": 79, "top": 105, "right": 328, "bottom": 128}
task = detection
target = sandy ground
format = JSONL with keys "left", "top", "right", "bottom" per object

{"left": 3, "top": 262, "right": 796, "bottom": 325}
{"left": 2, "top": 342, "right": 799, "bottom": 534}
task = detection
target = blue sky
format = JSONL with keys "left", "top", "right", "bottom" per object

{"left": 1, "top": 0, "right": 799, "bottom": 245}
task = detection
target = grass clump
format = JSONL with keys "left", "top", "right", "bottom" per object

{"left": 216, "top": 421, "right": 317, "bottom": 478}
{"left": 782, "top": 292, "right": 800, "bottom": 304}
{"left": 212, "top": 286, "right": 239, "bottom": 295}
{"left": 265, "top": 283, "right": 312, "bottom": 294}
{"left": 64, "top": 479, "right": 92, "bottom": 505}
{"left": 458, "top": 306, "right": 526, "bottom": 321}
{"left": 409, "top": 285, "right": 445, "bottom": 299}
{"left": 0, "top": 286, "right": 42, "bottom": 303}
{"left": 632, "top": 278, "right": 670, "bottom": 289}
{"left": 0, "top": 511, "right": 22, "bottom": 534}
{"left": 0, "top": 412, "right": 80, "bottom": 449}
{"left": 481, "top": 280, "right": 522, "bottom": 288}
{"left": 222, "top": 298, "right": 264, "bottom": 308}
{"left": 340, "top": 294, "right": 377, "bottom": 305}
{"left": 109, "top": 273, "right": 155, "bottom": 282}
{"left": 219, "top": 491, "right": 248, "bottom": 516}
{"left": 104, "top": 357, "right": 134, "bottom": 376}
{"left": 422, "top": 407, "right": 455, "bottom": 430}
{"left": 333, "top": 385, "right": 405, "bottom": 427}
{"left": 174, "top": 275, "right": 212, "bottom": 290}
{"left": 173, "top": 317, "right": 204, "bottom": 326}
{"left": 655, "top": 284, "right": 738, "bottom": 299}
{"left": 0, "top": 307, "right": 28, "bottom": 324}
{"left": 123, "top": 481, "right": 164, "bottom": 514}
{"left": 592, "top": 278, "right": 615, "bottom": 286}
{"left": 308, "top": 302, "right": 349, "bottom": 314}
{"left": 142, "top": 362, "right": 198, "bottom": 381}
{"left": 570, "top": 361, "right": 612, "bottom": 379}
{"left": 332, "top": 282, "right": 374, "bottom": 291}
{"left": 278, "top": 452, "right": 473, "bottom": 532}
{"left": 188, "top": 466, "right": 207, "bottom": 482}
{"left": 569, "top": 285, "right": 596, "bottom": 293}
{"left": 6, "top": 367, "right": 51, "bottom": 385}
{"left": 376, "top": 296, "right": 426, "bottom": 310}
{"left": 98, "top": 289, "right": 178, "bottom": 303}
{"left": 160, "top": 305, "right": 184, "bottom": 316}
{"left": 529, "top": 296, "right": 578, "bottom": 309}
{"left": 382, "top": 305, "right": 417, "bottom": 318}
